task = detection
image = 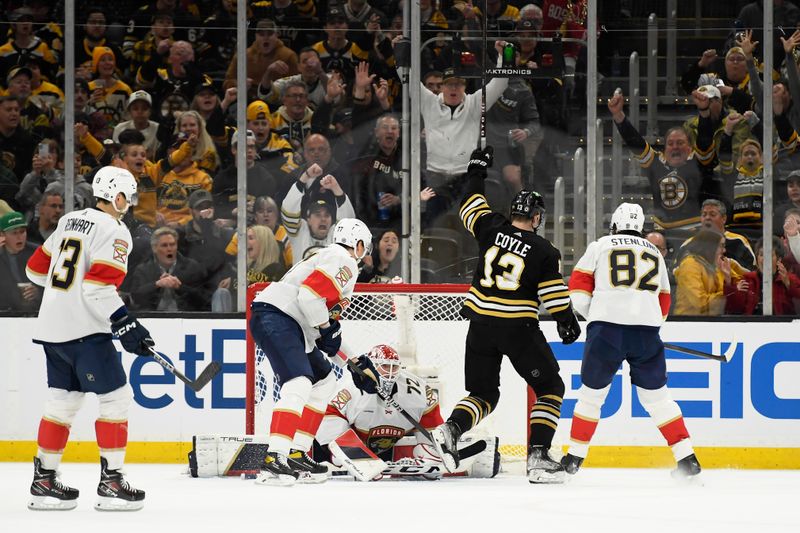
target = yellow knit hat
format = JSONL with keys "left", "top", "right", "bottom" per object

{"left": 92, "top": 46, "right": 115, "bottom": 73}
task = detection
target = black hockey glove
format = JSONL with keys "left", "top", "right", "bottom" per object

{"left": 316, "top": 321, "right": 342, "bottom": 357}
{"left": 467, "top": 146, "right": 494, "bottom": 180}
{"left": 111, "top": 314, "right": 155, "bottom": 356}
{"left": 348, "top": 354, "right": 379, "bottom": 395}
{"left": 556, "top": 312, "right": 581, "bottom": 345}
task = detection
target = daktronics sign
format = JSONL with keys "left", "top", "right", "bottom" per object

{"left": 552, "top": 341, "right": 800, "bottom": 421}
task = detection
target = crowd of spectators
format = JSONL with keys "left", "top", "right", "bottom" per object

{"left": 0, "top": 0, "right": 799, "bottom": 318}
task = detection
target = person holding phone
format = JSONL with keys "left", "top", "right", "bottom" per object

{"left": 15, "top": 140, "right": 62, "bottom": 219}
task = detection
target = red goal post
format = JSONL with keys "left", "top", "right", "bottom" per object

{"left": 245, "top": 282, "right": 532, "bottom": 462}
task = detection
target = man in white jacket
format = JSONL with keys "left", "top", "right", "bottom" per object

{"left": 419, "top": 40, "right": 509, "bottom": 222}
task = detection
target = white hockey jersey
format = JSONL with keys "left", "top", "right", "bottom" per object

{"left": 315, "top": 370, "right": 443, "bottom": 455}
{"left": 568, "top": 234, "right": 671, "bottom": 327}
{"left": 253, "top": 242, "right": 358, "bottom": 351}
{"left": 26, "top": 208, "right": 132, "bottom": 343}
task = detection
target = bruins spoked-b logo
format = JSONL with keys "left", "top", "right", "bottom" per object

{"left": 658, "top": 172, "right": 688, "bottom": 209}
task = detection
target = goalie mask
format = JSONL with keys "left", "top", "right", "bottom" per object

{"left": 367, "top": 344, "right": 401, "bottom": 397}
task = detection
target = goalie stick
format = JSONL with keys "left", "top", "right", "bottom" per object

{"left": 147, "top": 346, "right": 221, "bottom": 392}
{"left": 338, "top": 342, "right": 458, "bottom": 470}
{"left": 345, "top": 357, "right": 437, "bottom": 442}
{"left": 330, "top": 439, "right": 489, "bottom": 479}
{"left": 664, "top": 341, "right": 736, "bottom": 363}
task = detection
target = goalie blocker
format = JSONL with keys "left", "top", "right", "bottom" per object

{"left": 188, "top": 433, "right": 500, "bottom": 480}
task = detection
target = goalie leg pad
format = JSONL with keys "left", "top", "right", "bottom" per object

{"left": 462, "top": 437, "right": 500, "bottom": 478}
{"left": 328, "top": 429, "right": 387, "bottom": 482}
{"left": 189, "top": 435, "right": 270, "bottom": 477}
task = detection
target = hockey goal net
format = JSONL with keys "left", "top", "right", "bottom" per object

{"left": 245, "top": 282, "right": 532, "bottom": 463}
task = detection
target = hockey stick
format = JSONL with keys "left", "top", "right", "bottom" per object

{"left": 345, "top": 358, "right": 436, "bottom": 442}
{"left": 330, "top": 439, "right": 489, "bottom": 479}
{"left": 478, "top": 0, "right": 488, "bottom": 149}
{"left": 664, "top": 341, "right": 736, "bottom": 363}
{"left": 147, "top": 346, "right": 222, "bottom": 391}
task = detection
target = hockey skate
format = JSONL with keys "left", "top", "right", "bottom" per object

{"left": 95, "top": 458, "right": 145, "bottom": 511}
{"left": 429, "top": 421, "right": 461, "bottom": 473}
{"left": 527, "top": 446, "right": 566, "bottom": 484}
{"left": 288, "top": 449, "right": 329, "bottom": 484}
{"left": 561, "top": 453, "right": 584, "bottom": 475}
{"left": 255, "top": 451, "right": 299, "bottom": 487}
{"left": 671, "top": 454, "right": 702, "bottom": 483}
{"left": 28, "top": 457, "right": 79, "bottom": 511}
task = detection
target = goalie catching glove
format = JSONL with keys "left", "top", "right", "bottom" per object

{"left": 467, "top": 146, "right": 494, "bottom": 180}
{"left": 111, "top": 308, "right": 155, "bottom": 356}
{"left": 316, "top": 321, "right": 342, "bottom": 357}
{"left": 348, "top": 354, "right": 379, "bottom": 394}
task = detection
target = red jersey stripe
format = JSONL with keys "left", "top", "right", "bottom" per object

{"left": 26, "top": 246, "right": 52, "bottom": 275}
{"left": 568, "top": 269, "right": 595, "bottom": 294}
{"left": 301, "top": 269, "right": 342, "bottom": 308}
{"left": 85, "top": 262, "right": 127, "bottom": 288}
{"left": 659, "top": 292, "right": 671, "bottom": 318}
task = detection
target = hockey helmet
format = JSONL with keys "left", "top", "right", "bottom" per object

{"left": 332, "top": 218, "right": 373, "bottom": 260}
{"left": 367, "top": 344, "right": 401, "bottom": 397}
{"left": 510, "top": 190, "right": 546, "bottom": 223}
{"left": 610, "top": 202, "right": 644, "bottom": 234}
{"left": 92, "top": 165, "right": 138, "bottom": 214}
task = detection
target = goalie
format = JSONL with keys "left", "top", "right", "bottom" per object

{"left": 312, "top": 345, "right": 500, "bottom": 481}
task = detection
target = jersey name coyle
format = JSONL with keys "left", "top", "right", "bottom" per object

{"left": 494, "top": 232, "right": 531, "bottom": 257}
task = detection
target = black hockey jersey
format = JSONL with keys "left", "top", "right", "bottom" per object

{"left": 458, "top": 182, "right": 573, "bottom": 326}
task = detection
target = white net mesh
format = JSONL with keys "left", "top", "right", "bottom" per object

{"left": 247, "top": 284, "right": 529, "bottom": 463}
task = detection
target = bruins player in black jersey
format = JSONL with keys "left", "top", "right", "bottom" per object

{"left": 430, "top": 146, "right": 581, "bottom": 484}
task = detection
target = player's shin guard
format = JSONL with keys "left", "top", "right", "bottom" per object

{"left": 434, "top": 395, "right": 495, "bottom": 472}
{"left": 37, "top": 389, "right": 85, "bottom": 470}
{"left": 637, "top": 385, "right": 701, "bottom": 478}
{"left": 269, "top": 376, "right": 312, "bottom": 457}
{"left": 449, "top": 395, "right": 496, "bottom": 434}
{"left": 292, "top": 371, "right": 337, "bottom": 453}
{"left": 96, "top": 386, "right": 132, "bottom": 471}
{"left": 289, "top": 372, "right": 336, "bottom": 483}
{"left": 529, "top": 394, "right": 563, "bottom": 448}
{"left": 564, "top": 384, "right": 611, "bottom": 472}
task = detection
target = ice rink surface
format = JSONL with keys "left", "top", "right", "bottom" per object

{"left": 2, "top": 462, "right": 798, "bottom": 533}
